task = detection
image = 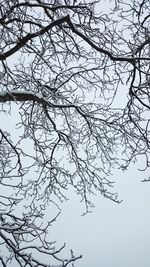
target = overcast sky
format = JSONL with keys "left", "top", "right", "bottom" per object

{"left": 2, "top": 108, "right": 150, "bottom": 267}
{"left": 1, "top": 1, "right": 150, "bottom": 266}
{"left": 50, "top": 164, "right": 150, "bottom": 267}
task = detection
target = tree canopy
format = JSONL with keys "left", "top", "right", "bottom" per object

{"left": 0, "top": 0, "right": 150, "bottom": 266}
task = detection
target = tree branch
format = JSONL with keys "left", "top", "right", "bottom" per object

{"left": 0, "top": 16, "right": 69, "bottom": 60}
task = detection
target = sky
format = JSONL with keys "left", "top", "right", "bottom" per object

{"left": 49, "top": 164, "right": 150, "bottom": 267}
{"left": 2, "top": 109, "right": 150, "bottom": 267}
{"left": 1, "top": 1, "right": 150, "bottom": 267}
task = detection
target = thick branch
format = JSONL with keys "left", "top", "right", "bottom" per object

{"left": 66, "top": 16, "right": 150, "bottom": 63}
{"left": 0, "top": 16, "right": 69, "bottom": 60}
{"left": 1, "top": 14, "right": 149, "bottom": 63}
{"left": 0, "top": 91, "right": 44, "bottom": 103}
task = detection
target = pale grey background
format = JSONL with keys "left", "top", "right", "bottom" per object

{"left": 1, "top": 49, "right": 150, "bottom": 267}
{"left": 1, "top": 1, "right": 150, "bottom": 266}
{"left": 2, "top": 110, "right": 150, "bottom": 267}
{"left": 50, "top": 165, "right": 150, "bottom": 267}
{"left": 0, "top": 68, "right": 150, "bottom": 267}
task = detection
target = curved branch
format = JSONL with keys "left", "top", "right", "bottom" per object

{"left": 0, "top": 16, "right": 69, "bottom": 60}
{"left": 1, "top": 14, "right": 149, "bottom": 63}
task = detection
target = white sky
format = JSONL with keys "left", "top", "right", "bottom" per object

{"left": 50, "top": 164, "right": 150, "bottom": 267}
{"left": 2, "top": 108, "right": 150, "bottom": 267}
{"left": 1, "top": 1, "right": 150, "bottom": 266}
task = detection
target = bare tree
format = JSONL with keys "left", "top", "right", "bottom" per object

{"left": 0, "top": 0, "right": 150, "bottom": 266}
